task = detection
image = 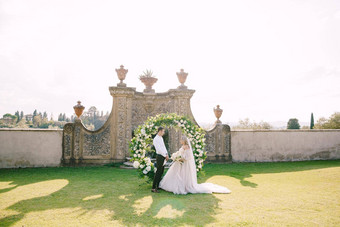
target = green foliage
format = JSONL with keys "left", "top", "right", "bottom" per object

{"left": 139, "top": 69, "right": 156, "bottom": 78}
{"left": 20, "top": 111, "right": 24, "bottom": 120}
{"left": 233, "top": 118, "right": 273, "bottom": 129}
{"left": 58, "top": 113, "right": 63, "bottom": 121}
{"left": 314, "top": 112, "right": 340, "bottom": 129}
{"left": 15, "top": 111, "right": 20, "bottom": 123}
{"left": 310, "top": 112, "right": 314, "bottom": 129}
{"left": 3, "top": 113, "right": 17, "bottom": 119}
{"left": 287, "top": 118, "right": 300, "bottom": 129}
{"left": 130, "top": 113, "right": 206, "bottom": 182}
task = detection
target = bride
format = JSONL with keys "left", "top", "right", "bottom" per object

{"left": 159, "top": 136, "right": 231, "bottom": 194}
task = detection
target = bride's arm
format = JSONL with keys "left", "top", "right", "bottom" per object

{"left": 180, "top": 145, "right": 192, "bottom": 161}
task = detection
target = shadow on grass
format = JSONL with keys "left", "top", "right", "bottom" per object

{"left": 0, "top": 160, "right": 339, "bottom": 226}
{"left": 0, "top": 166, "right": 219, "bottom": 226}
{"left": 204, "top": 159, "right": 340, "bottom": 188}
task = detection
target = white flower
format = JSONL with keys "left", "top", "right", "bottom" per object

{"left": 146, "top": 166, "right": 151, "bottom": 171}
{"left": 137, "top": 154, "right": 141, "bottom": 158}
{"left": 196, "top": 168, "right": 199, "bottom": 172}
{"left": 140, "top": 164, "right": 145, "bottom": 169}
{"left": 141, "top": 128, "right": 145, "bottom": 134}
{"left": 145, "top": 157, "right": 151, "bottom": 164}
{"left": 133, "top": 161, "right": 140, "bottom": 169}
{"left": 154, "top": 167, "right": 157, "bottom": 173}
{"left": 143, "top": 169, "right": 148, "bottom": 174}
{"left": 133, "top": 154, "right": 137, "bottom": 157}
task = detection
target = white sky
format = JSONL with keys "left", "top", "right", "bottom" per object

{"left": 0, "top": 0, "right": 339, "bottom": 125}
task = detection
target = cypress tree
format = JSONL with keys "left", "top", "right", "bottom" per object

{"left": 58, "top": 113, "right": 63, "bottom": 121}
{"left": 310, "top": 113, "right": 314, "bottom": 129}
{"left": 15, "top": 111, "right": 20, "bottom": 123}
{"left": 20, "top": 111, "right": 24, "bottom": 121}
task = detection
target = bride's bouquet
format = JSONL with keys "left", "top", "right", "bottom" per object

{"left": 171, "top": 151, "right": 183, "bottom": 164}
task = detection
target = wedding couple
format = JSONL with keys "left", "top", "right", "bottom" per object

{"left": 151, "top": 127, "right": 231, "bottom": 194}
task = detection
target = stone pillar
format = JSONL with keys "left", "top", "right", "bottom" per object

{"left": 109, "top": 86, "right": 136, "bottom": 161}
{"left": 167, "top": 88, "right": 196, "bottom": 153}
{"left": 204, "top": 105, "right": 232, "bottom": 162}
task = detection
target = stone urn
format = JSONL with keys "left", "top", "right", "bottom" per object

{"left": 176, "top": 69, "right": 188, "bottom": 89}
{"left": 214, "top": 105, "right": 223, "bottom": 124}
{"left": 139, "top": 70, "right": 158, "bottom": 93}
{"left": 115, "top": 65, "right": 128, "bottom": 87}
{"left": 73, "top": 101, "right": 85, "bottom": 119}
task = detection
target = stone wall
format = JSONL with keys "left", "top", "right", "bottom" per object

{"left": 231, "top": 129, "right": 340, "bottom": 162}
{"left": 1, "top": 129, "right": 340, "bottom": 168}
{"left": 0, "top": 129, "right": 62, "bottom": 168}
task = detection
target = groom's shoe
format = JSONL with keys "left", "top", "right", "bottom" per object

{"left": 151, "top": 189, "right": 159, "bottom": 193}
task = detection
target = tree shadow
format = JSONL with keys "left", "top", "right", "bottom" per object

{"left": 204, "top": 160, "right": 340, "bottom": 188}
{"left": 0, "top": 166, "right": 221, "bottom": 226}
{"left": 0, "top": 160, "right": 339, "bottom": 226}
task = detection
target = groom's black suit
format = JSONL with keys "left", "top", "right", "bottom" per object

{"left": 152, "top": 154, "right": 165, "bottom": 189}
{"left": 152, "top": 134, "right": 168, "bottom": 190}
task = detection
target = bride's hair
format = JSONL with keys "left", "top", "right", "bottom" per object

{"left": 181, "top": 136, "right": 188, "bottom": 145}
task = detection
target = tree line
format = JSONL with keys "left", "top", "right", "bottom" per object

{"left": 232, "top": 112, "right": 339, "bottom": 130}
{"left": 0, "top": 106, "right": 109, "bottom": 130}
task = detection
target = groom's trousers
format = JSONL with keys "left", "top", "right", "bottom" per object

{"left": 152, "top": 154, "right": 165, "bottom": 189}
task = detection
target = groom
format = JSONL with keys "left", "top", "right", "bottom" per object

{"left": 151, "top": 127, "right": 169, "bottom": 193}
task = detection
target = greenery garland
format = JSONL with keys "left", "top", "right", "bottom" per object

{"left": 129, "top": 113, "right": 207, "bottom": 182}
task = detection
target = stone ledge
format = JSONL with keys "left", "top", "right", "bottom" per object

{"left": 231, "top": 129, "right": 340, "bottom": 132}
{"left": 0, "top": 128, "right": 63, "bottom": 132}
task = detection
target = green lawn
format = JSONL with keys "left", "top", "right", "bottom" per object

{"left": 0, "top": 160, "right": 339, "bottom": 226}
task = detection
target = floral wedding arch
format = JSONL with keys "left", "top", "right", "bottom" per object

{"left": 129, "top": 113, "right": 207, "bottom": 182}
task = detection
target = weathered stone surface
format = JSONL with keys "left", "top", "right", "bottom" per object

{"left": 60, "top": 80, "right": 233, "bottom": 166}
{"left": 0, "top": 129, "right": 63, "bottom": 168}
{"left": 231, "top": 130, "right": 340, "bottom": 162}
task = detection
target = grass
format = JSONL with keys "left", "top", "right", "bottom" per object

{"left": 0, "top": 160, "right": 339, "bottom": 226}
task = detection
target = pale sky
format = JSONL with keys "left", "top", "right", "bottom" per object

{"left": 1, "top": 0, "right": 339, "bottom": 125}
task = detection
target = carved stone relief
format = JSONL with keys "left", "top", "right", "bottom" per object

{"left": 74, "top": 126, "right": 81, "bottom": 159}
{"left": 83, "top": 126, "right": 111, "bottom": 156}
{"left": 117, "top": 97, "right": 126, "bottom": 157}
{"left": 61, "top": 85, "right": 231, "bottom": 166}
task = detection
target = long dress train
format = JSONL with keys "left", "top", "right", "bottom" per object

{"left": 159, "top": 141, "right": 231, "bottom": 195}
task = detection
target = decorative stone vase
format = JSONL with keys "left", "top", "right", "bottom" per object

{"left": 176, "top": 69, "right": 188, "bottom": 89}
{"left": 73, "top": 101, "right": 85, "bottom": 119}
{"left": 140, "top": 77, "right": 158, "bottom": 93}
{"left": 213, "top": 105, "right": 223, "bottom": 124}
{"left": 115, "top": 65, "right": 128, "bottom": 87}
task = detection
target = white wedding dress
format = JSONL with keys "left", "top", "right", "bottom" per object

{"left": 159, "top": 139, "right": 231, "bottom": 195}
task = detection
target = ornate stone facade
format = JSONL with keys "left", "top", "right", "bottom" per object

{"left": 205, "top": 124, "right": 232, "bottom": 162}
{"left": 61, "top": 69, "right": 231, "bottom": 166}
